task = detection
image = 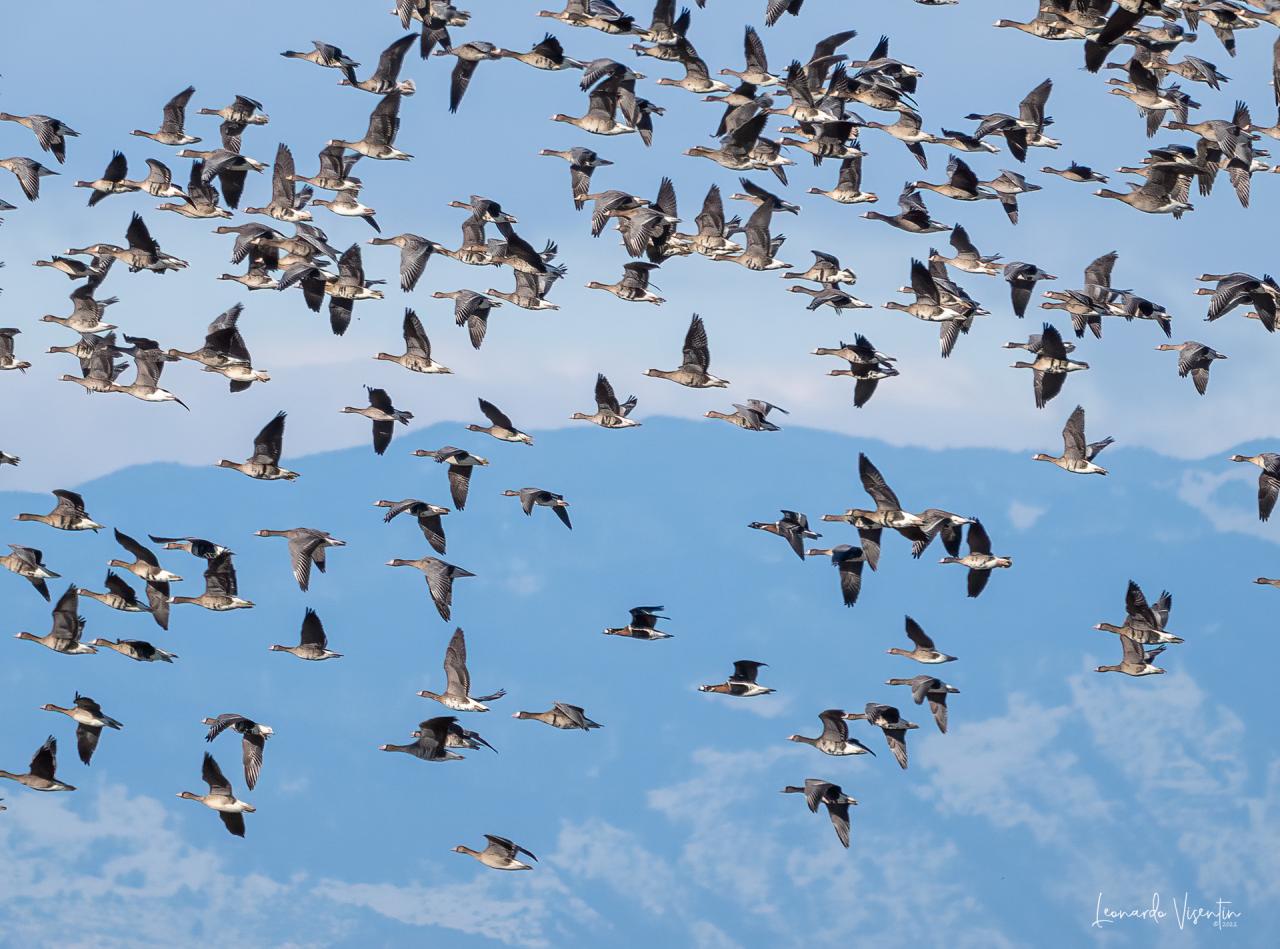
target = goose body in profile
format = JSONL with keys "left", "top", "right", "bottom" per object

{"left": 645, "top": 314, "right": 729, "bottom": 387}
{"left": 512, "top": 702, "right": 602, "bottom": 730}
{"left": 804, "top": 545, "right": 866, "bottom": 607}
{"left": 14, "top": 586, "right": 95, "bottom": 654}
{"left": 202, "top": 713, "right": 273, "bottom": 790}
{"left": 1228, "top": 452, "right": 1280, "bottom": 521}
{"left": 1156, "top": 341, "right": 1227, "bottom": 395}
{"left": 706, "top": 399, "right": 788, "bottom": 431}
{"left": 412, "top": 446, "right": 488, "bottom": 510}
{"left": 939, "top": 520, "right": 1011, "bottom": 597}
{"left": 453, "top": 834, "right": 538, "bottom": 870}
{"left": 502, "top": 488, "right": 572, "bottom": 529}
{"left": 381, "top": 716, "right": 465, "bottom": 762}
{"left": 177, "top": 752, "right": 255, "bottom": 836}
{"left": 844, "top": 703, "right": 918, "bottom": 769}
{"left": 572, "top": 373, "right": 640, "bottom": 428}
{"left": 885, "top": 675, "right": 959, "bottom": 733}
{"left": 386, "top": 556, "right": 474, "bottom": 621}
{"left": 887, "top": 616, "right": 956, "bottom": 664}
{"left": 749, "top": 510, "right": 819, "bottom": 560}
{"left": 604, "top": 605, "right": 672, "bottom": 640}
{"left": 418, "top": 627, "right": 506, "bottom": 711}
{"left": 217, "top": 411, "right": 299, "bottom": 480}
{"left": 270, "top": 608, "right": 343, "bottom": 660}
{"left": 375, "top": 308, "right": 451, "bottom": 373}
{"left": 41, "top": 693, "right": 123, "bottom": 764}
{"left": 781, "top": 778, "right": 857, "bottom": 848}
{"left": 90, "top": 638, "right": 178, "bottom": 662}
{"left": 376, "top": 498, "right": 450, "bottom": 554}
{"left": 1, "top": 544, "right": 60, "bottom": 600}
{"left": 698, "top": 659, "right": 775, "bottom": 697}
{"left": 341, "top": 386, "right": 413, "bottom": 455}
{"left": 0, "top": 736, "right": 75, "bottom": 791}
{"left": 467, "top": 398, "right": 532, "bottom": 444}
{"left": 15, "top": 490, "right": 103, "bottom": 532}
{"left": 787, "top": 709, "right": 877, "bottom": 757}
{"left": 254, "top": 528, "right": 345, "bottom": 592}
{"left": 1032, "top": 405, "right": 1113, "bottom": 475}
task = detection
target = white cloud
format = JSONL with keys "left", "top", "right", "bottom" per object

{"left": 1007, "top": 500, "right": 1047, "bottom": 531}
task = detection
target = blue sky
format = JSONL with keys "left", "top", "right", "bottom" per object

{"left": 1, "top": 0, "right": 1279, "bottom": 945}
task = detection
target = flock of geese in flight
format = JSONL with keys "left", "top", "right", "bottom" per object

{"left": 0, "top": 0, "right": 1275, "bottom": 855}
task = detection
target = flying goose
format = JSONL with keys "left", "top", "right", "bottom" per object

{"left": 177, "top": 753, "right": 254, "bottom": 836}
{"left": 434, "top": 289, "right": 502, "bottom": 348}
{"left": 281, "top": 41, "right": 359, "bottom": 82}
{"left": 884, "top": 676, "right": 959, "bottom": 732}
{"left": 341, "top": 34, "right": 417, "bottom": 95}
{"left": 699, "top": 659, "right": 775, "bottom": 696}
{"left": 0, "top": 156, "right": 58, "bottom": 201}
{"left": 1033, "top": 405, "right": 1113, "bottom": 475}
{"left": 500, "top": 33, "right": 584, "bottom": 71}
{"left": 844, "top": 704, "right": 917, "bottom": 770}
{"left": 1155, "top": 341, "right": 1227, "bottom": 394}
{"left": 270, "top": 608, "right": 343, "bottom": 660}
{"left": 467, "top": 398, "right": 532, "bottom": 444}
{"left": 806, "top": 154, "right": 877, "bottom": 204}
{"left": 1094, "top": 580, "right": 1182, "bottom": 645}
{"left": 170, "top": 553, "right": 254, "bottom": 611}
{"left": 1095, "top": 636, "right": 1167, "bottom": 676}
{"left": 217, "top": 411, "right": 299, "bottom": 480}
{"left": 539, "top": 146, "right": 613, "bottom": 208}
{"left": 77, "top": 571, "right": 150, "bottom": 616}
{"left": 74, "top": 151, "right": 137, "bottom": 206}
{"left": 281, "top": 243, "right": 384, "bottom": 336}
{"left": 290, "top": 143, "right": 362, "bottom": 193}
{"left": 749, "top": 510, "right": 819, "bottom": 560}
{"left": 381, "top": 716, "right": 465, "bottom": 762}
{"left": 197, "top": 95, "right": 270, "bottom": 147}
{"left": 14, "top": 585, "right": 95, "bottom": 654}
{"left": 887, "top": 616, "right": 956, "bottom": 664}
{"left": 90, "top": 638, "right": 178, "bottom": 663}
{"left": 386, "top": 556, "right": 474, "bottom": 621}
{"left": 368, "top": 239, "right": 444, "bottom": 292}
{"left": 604, "top": 605, "right": 672, "bottom": 639}
{"left": 706, "top": 399, "right": 788, "bottom": 431}
{"left": 572, "top": 373, "right": 640, "bottom": 428}
{"left": 781, "top": 779, "right": 856, "bottom": 848}
{"left": 1228, "top": 452, "right": 1280, "bottom": 521}
{"left": 203, "top": 714, "right": 273, "bottom": 790}
{"left": 0, "top": 112, "right": 79, "bottom": 163}
{"left": 1, "top": 545, "right": 59, "bottom": 600}
{"left": 644, "top": 313, "right": 729, "bottom": 387}
{"left": 1003, "top": 261, "right": 1058, "bottom": 317}
{"left": 437, "top": 41, "right": 505, "bottom": 112}
{"left": 1010, "top": 323, "right": 1089, "bottom": 408}
{"left": 502, "top": 489, "right": 572, "bottom": 529}
{"left": 15, "top": 490, "right": 103, "bottom": 532}
{"left": 254, "top": 528, "right": 345, "bottom": 592}
{"left": 586, "top": 261, "right": 665, "bottom": 304}
{"left": 243, "top": 143, "right": 312, "bottom": 223}
{"left": 939, "top": 521, "right": 1011, "bottom": 597}
{"left": 821, "top": 453, "right": 928, "bottom": 569}
{"left": 787, "top": 709, "right": 877, "bottom": 756}
{"left": 167, "top": 303, "right": 269, "bottom": 391}
{"left": 861, "top": 185, "right": 950, "bottom": 232}
{"left": 512, "top": 702, "right": 602, "bottom": 730}
{"left": 342, "top": 387, "right": 413, "bottom": 455}
{"left": 804, "top": 545, "right": 866, "bottom": 607}
{"left": 41, "top": 694, "right": 123, "bottom": 765}
{"left": 813, "top": 336, "right": 899, "bottom": 408}
{"left": 0, "top": 737, "right": 75, "bottom": 791}
{"left": 131, "top": 86, "right": 200, "bottom": 145}
{"left": 376, "top": 499, "right": 450, "bottom": 554}
{"left": 108, "top": 529, "right": 181, "bottom": 583}
{"left": 453, "top": 835, "right": 538, "bottom": 870}
{"left": 411, "top": 446, "right": 488, "bottom": 509}
{"left": 418, "top": 627, "right": 506, "bottom": 711}
{"left": 328, "top": 91, "right": 412, "bottom": 159}
{"left": 375, "top": 308, "right": 451, "bottom": 374}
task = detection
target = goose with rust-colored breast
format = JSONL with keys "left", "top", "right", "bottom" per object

{"left": 14, "top": 586, "right": 95, "bottom": 654}
{"left": 788, "top": 709, "right": 877, "bottom": 757}
{"left": 254, "top": 528, "right": 345, "bottom": 592}
{"left": 41, "top": 693, "right": 123, "bottom": 765}
{"left": 699, "top": 659, "right": 774, "bottom": 697}
{"left": 750, "top": 510, "right": 819, "bottom": 561}
{"left": 270, "top": 608, "right": 343, "bottom": 660}
{"left": 887, "top": 616, "right": 956, "bottom": 663}
{"left": 781, "top": 779, "right": 857, "bottom": 848}
{"left": 16, "top": 490, "right": 103, "bottom": 532}
{"left": 418, "top": 627, "right": 506, "bottom": 711}
{"left": 386, "top": 556, "right": 474, "bottom": 621}
{"left": 604, "top": 605, "right": 672, "bottom": 640}
{"left": 0, "top": 737, "right": 75, "bottom": 791}
{"left": 1033, "top": 405, "right": 1113, "bottom": 475}
{"left": 376, "top": 498, "right": 450, "bottom": 554}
